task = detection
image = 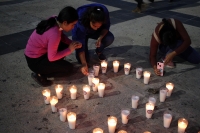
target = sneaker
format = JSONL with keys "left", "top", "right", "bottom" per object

{"left": 95, "top": 50, "right": 106, "bottom": 61}
{"left": 166, "top": 61, "right": 175, "bottom": 68}
{"left": 31, "top": 73, "right": 53, "bottom": 87}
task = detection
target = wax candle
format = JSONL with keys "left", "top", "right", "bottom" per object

{"left": 146, "top": 102, "right": 155, "bottom": 119}
{"left": 166, "top": 82, "right": 174, "bottom": 97}
{"left": 124, "top": 63, "right": 131, "bottom": 75}
{"left": 143, "top": 71, "right": 151, "bottom": 84}
{"left": 160, "top": 88, "right": 167, "bottom": 102}
{"left": 121, "top": 109, "right": 130, "bottom": 124}
{"left": 113, "top": 60, "right": 120, "bottom": 73}
{"left": 178, "top": 118, "right": 188, "bottom": 133}
{"left": 50, "top": 96, "right": 58, "bottom": 112}
{"left": 67, "top": 112, "right": 76, "bottom": 129}
{"left": 118, "top": 130, "right": 127, "bottom": 133}
{"left": 132, "top": 95, "right": 139, "bottom": 109}
{"left": 59, "top": 108, "right": 67, "bottom": 122}
{"left": 163, "top": 111, "right": 172, "bottom": 128}
{"left": 136, "top": 66, "right": 143, "bottom": 79}
{"left": 144, "top": 132, "right": 151, "bottom": 133}
{"left": 69, "top": 85, "right": 77, "bottom": 100}
{"left": 108, "top": 116, "right": 117, "bottom": 133}
{"left": 55, "top": 84, "right": 63, "bottom": 99}
{"left": 92, "top": 78, "right": 99, "bottom": 91}
{"left": 83, "top": 85, "right": 90, "bottom": 100}
{"left": 93, "top": 64, "right": 100, "bottom": 76}
{"left": 148, "top": 96, "right": 156, "bottom": 106}
{"left": 42, "top": 89, "right": 51, "bottom": 104}
{"left": 98, "top": 83, "right": 105, "bottom": 97}
{"left": 101, "top": 61, "right": 108, "bottom": 74}
{"left": 93, "top": 128, "right": 103, "bottom": 133}
{"left": 88, "top": 70, "right": 94, "bottom": 86}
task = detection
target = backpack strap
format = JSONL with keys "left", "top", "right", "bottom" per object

{"left": 170, "top": 18, "right": 176, "bottom": 29}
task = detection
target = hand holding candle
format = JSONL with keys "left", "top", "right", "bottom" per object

{"left": 108, "top": 116, "right": 117, "bottom": 133}
{"left": 166, "top": 82, "right": 174, "bottom": 97}
{"left": 98, "top": 83, "right": 105, "bottom": 97}
{"left": 124, "top": 63, "right": 131, "bottom": 75}
{"left": 69, "top": 85, "right": 77, "bottom": 100}
{"left": 178, "top": 118, "right": 188, "bottom": 133}
{"left": 146, "top": 102, "right": 155, "bottom": 119}
{"left": 143, "top": 71, "right": 151, "bottom": 84}
{"left": 50, "top": 96, "right": 58, "bottom": 112}
{"left": 113, "top": 60, "right": 119, "bottom": 73}
{"left": 67, "top": 112, "right": 76, "bottom": 129}
{"left": 92, "top": 78, "right": 99, "bottom": 91}
{"left": 101, "top": 61, "right": 108, "bottom": 74}
{"left": 55, "top": 84, "right": 63, "bottom": 99}
{"left": 59, "top": 108, "right": 67, "bottom": 122}
{"left": 42, "top": 89, "right": 51, "bottom": 104}
{"left": 83, "top": 85, "right": 90, "bottom": 100}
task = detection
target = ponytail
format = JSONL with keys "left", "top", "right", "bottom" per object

{"left": 36, "top": 17, "right": 56, "bottom": 35}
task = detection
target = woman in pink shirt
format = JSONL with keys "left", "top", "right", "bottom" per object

{"left": 25, "top": 6, "right": 82, "bottom": 87}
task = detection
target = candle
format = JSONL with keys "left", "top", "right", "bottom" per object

{"left": 143, "top": 71, "right": 151, "bottom": 84}
{"left": 67, "top": 112, "right": 76, "bottom": 129}
{"left": 92, "top": 78, "right": 99, "bottom": 91}
{"left": 93, "top": 64, "right": 100, "bottom": 76}
{"left": 121, "top": 109, "right": 130, "bottom": 124}
{"left": 88, "top": 70, "right": 94, "bottom": 86}
{"left": 59, "top": 108, "right": 67, "bottom": 122}
{"left": 42, "top": 89, "right": 51, "bottom": 104}
{"left": 113, "top": 60, "right": 120, "bottom": 73}
{"left": 69, "top": 85, "right": 77, "bottom": 100}
{"left": 160, "top": 88, "right": 167, "bottom": 102}
{"left": 118, "top": 130, "right": 127, "bottom": 133}
{"left": 83, "top": 85, "right": 90, "bottom": 99}
{"left": 50, "top": 96, "right": 58, "bottom": 112}
{"left": 55, "top": 84, "right": 63, "bottom": 99}
{"left": 166, "top": 82, "right": 174, "bottom": 97}
{"left": 136, "top": 66, "right": 143, "bottom": 79}
{"left": 146, "top": 102, "right": 155, "bottom": 119}
{"left": 108, "top": 116, "right": 117, "bottom": 133}
{"left": 144, "top": 132, "right": 151, "bottom": 133}
{"left": 101, "top": 61, "right": 108, "bottom": 74}
{"left": 163, "top": 111, "right": 172, "bottom": 128}
{"left": 178, "top": 118, "right": 188, "bottom": 133}
{"left": 93, "top": 128, "right": 103, "bottom": 133}
{"left": 98, "top": 83, "right": 106, "bottom": 97}
{"left": 132, "top": 95, "right": 139, "bottom": 109}
{"left": 124, "top": 63, "right": 131, "bottom": 75}
{"left": 148, "top": 96, "right": 156, "bottom": 106}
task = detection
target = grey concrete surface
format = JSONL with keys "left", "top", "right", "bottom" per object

{"left": 0, "top": 0, "right": 200, "bottom": 133}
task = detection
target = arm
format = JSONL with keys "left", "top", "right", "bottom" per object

{"left": 61, "top": 33, "right": 72, "bottom": 44}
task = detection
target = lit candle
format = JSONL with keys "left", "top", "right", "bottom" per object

{"left": 160, "top": 88, "right": 167, "bottom": 102}
{"left": 93, "top": 128, "right": 103, "bottom": 133}
{"left": 166, "top": 82, "right": 174, "bottom": 97}
{"left": 118, "top": 130, "right": 127, "bottom": 133}
{"left": 55, "top": 84, "right": 63, "bottom": 99}
{"left": 146, "top": 102, "right": 155, "bottom": 119}
{"left": 132, "top": 95, "right": 139, "bottom": 109}
{"left": 88, "top": 70, "right": 94, "bottom": 86}
{"left": 148, "top": 96, "right": 156, "bottom": 106}
{"left": 163, "top": 111, "right": 172, "bottom": 128}
{"left": 98, "top": 83, "right": 105, "bottom": 97}
{"left": 178, "top": 118, "right": 188, "bottom": 133}
{"left": 93, "top": 64, "right": 100, "bottom": 77}
{"left": 144, "top": 132, "right": 151, "bottom": 133}
{"left": 113, "top": 60, "right": 120, "bottom": 73}
{"left": 136, "top": 66, "right": 143, "bottom": 79}
{"left": 92, "top": 78, "right": 99, "bottom": 91}
{"left": 101, "top": 61, "right": 108, "bottom": 74}
{"left": 69, "top": 85, "right": 77, "bottom": 100}
{"left": 42, "top": 89, "right": 51, "bottom": 104}
{"left": 124, "top": 63, "right": 131, "bottom": 75}
{"left": 108, "top": 116, "right": 117, "bottom": 133}
{"left": 143, "top": 71, "right": 151, "bottom": 84}
{"left": 121, "top": 109, "right": 130, "bottom": 124}
{"left": 83, "top": 85, "right": 90, "bottom": 100}
{"left": 67, "top": 112, "right": 76, "bottom": 129}
{"left": 59, "top": 108, "right": 67, "bottom": 122}
{"left": 50, "top": 96, "right": 58, "bottom": 112}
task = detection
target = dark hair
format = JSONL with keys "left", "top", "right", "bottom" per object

{"left": 81, "top": 6, "right": 105, "bottom": 28}
{"left": 159, "top": 18, "right": 177, "bottom": 46}
{"left": 36, "top": 6, "right": 78, "bottom": 35}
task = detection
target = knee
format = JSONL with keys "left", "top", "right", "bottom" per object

{"left": 103, "top": 32, "right": 115, "bottom": 46}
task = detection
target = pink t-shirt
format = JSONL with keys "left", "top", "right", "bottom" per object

{"left": 25, "top": 25, "right": 72, "bottom": 61}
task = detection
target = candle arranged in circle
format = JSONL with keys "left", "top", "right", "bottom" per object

{"left": 88, "top": 70, "right": 94, "bottom": 86}
{"left": 93, "top": 128, "right": 103, "bottom": 133}
{"left": 67, "top": 112, "right": 76, "bottom": 129}
{"left": 69, "top": 85, "right": 77, "bottom": 100}
{"left": 124, "top": 63, "right": 131, "bottom": 75}
{"left": 163, "top": 111, "right": 172, "bottom": 128}
{"left": 166, "top": 82, "right": 174, "bottom": 97}
{"left": 118, "top": 130, "right": 127, "bottom": 133}
{"left": 121, "top": 109, "right": 130, "bottom": 124}
{"left": 178, "top": 118, "right": 188, "bottom": 133}
{"left": 136, "top": 66, "right": 143, "bottom": 79}
{"left": 148, "top": 96, "right": 156, "bottom": 106}
{"left": 108, "top": 116, "right": 117, "bottom": 133}
{"left": 92, "top": 78, "right": 99, "bottom": 92}
{"left": 98, "top": 83, "right": 105, "bottom": 97}
{"left": 55, "top": 84, "right": 63, "bottom": 99}
{"left": 83, "top": 85, "right": 90, "bottom": 100}
{"left": 143, "top": 71, "right": 151, "bottom": 84}
{"left": 146, "top": 102, "right": 155, "bottom": 119}
{"left": 113, "top": 60, "right": 120, "bottom": 73}
{"left": 93, "top": 64, "right": 100, "bottom": 77}
{"left": 101, "top": 60, "right": 108, "bottom": 74}
{"left": 42, "top": 89, "right": 51, "bottom": 104}
{"left": 59, "top": 108, "right": 67, "bottom": 122}
{"left": 160, "top": 88, "right": 167, "bottom": 102}
{"left": 50, "top": 96, "right": 58, "bottom": 112}
{"left": 132, "top": 95, "right": 140, "bottom": 109}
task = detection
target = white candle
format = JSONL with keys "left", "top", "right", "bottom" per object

{"left": 136, "top": 67, "right": 143, "bottom": 79}
{"left": 146, "top": 102, "right": 155, "bottom": 119}
{"left": 163, "top": 112, "right": 172, "bottom": 128}
{"left": 67, "top": 112, "right": 76, "bottom": 129}
{"left": 83, "top": 85, "right": 90, "bottom": 99}
{"left": 178, "top": 118, "right": 188, "bottom": 133}
{"left": 59, "top": 108, "right": 67, "bottom": 122}
{"left": 50, "top": 96, "right": 58, "bottom": 112}
{"left": 88, "top": 71, "right": 94, "bottom": 86}
{"left": 55, "top": 84, "right": 63, "bottom": 99}
{"left": 160, "top": 88, "right": 167, "bottom": 102}
{"left": 148, "top": 96, "right": 156, "bottom": 106}
{"left": 124, "top": 63, "right": 131, "bottom": 75}
{"left": 144, "top": 132, "right": 151, "bottom": 133}
{"left": 98, "top": 83, "right": 105, "bottom": 97}
{"left": 101, "top": 61, "right": 108, "bottom": 74}
{"left": 93, "top": 128, "right": 103, "bottom": 133}
{"left": 121, "top": 109, "right": 130, "bottom": 124}
{"left": 92, "top": 78, "right": 99, "bottom": 91}
{"left": 132, "top": 95, "right": 139, "bottom": 109}
{"left": 42, "top": 89, "right": 51, "bottom": 104}
{"left": 166, "top": 82, "right": 174, "bottom": 97}
{"left": 143, "top": 71, "right": 151, "bottom": 84}
{"left": 93, "top": 64, "right": 100, "bottom": 76}
{"left": 108, "top": 116, "right": 117, "bottom": 133}
{"left": 113, "top": 60, "right": 119, "bottom": 73}
{"left": 118, "top": 130, "right": 127, "bottom": 133}
{"left": 69, "top": 85, "right": 77, "bottom": 100}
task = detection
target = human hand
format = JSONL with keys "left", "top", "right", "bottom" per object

{"left": 95, "top": 38, "right": 101, "bottom": 48}
{"left": 74, "top": 41, "right": 82, "bottom": 49}
{"left": 69, "top": 42, "right": 77, "bottom": 52}
{"left": 81, "top": 64, "right": 88, "bottom": 76}
{"left": 154, "top": 67, "right": 161, "bottom": 76}
{"left": 164, "top": 51, "right": 176, "bottom": 65}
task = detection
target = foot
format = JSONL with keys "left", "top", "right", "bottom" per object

{"left": 95, "top": 50, "right": 106, "bottom": 61}
{"left": 31, "top": 73, "right": 53, "bottom": 87}
{"left": 132, "top": 7, "right": 142, "bottom": 13}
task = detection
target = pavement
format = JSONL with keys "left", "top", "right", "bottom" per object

{"left": 0, "top": 0, "right": 200, "bottom": 133}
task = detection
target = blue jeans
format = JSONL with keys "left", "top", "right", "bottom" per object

{"left": 159, "top": 40, "right": 200, "bottom": 64}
